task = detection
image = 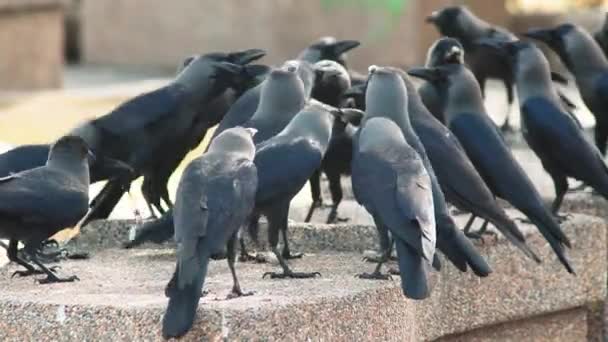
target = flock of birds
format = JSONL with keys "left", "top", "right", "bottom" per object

{"left": 3, "top": 5, "right": 608, "bottom": 338}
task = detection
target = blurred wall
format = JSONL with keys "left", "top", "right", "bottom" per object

{"left": 82, "top": 0, "right": 513, "bottom": 71}
{"left": 0, "top": 1, "right": 64, "bottom": 90}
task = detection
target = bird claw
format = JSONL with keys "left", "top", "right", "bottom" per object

{"left": 11, "top": 269, "right": 43, "bottom": 278}
{"left": 65, "top": 252, "right": 90, "bottom": 260}
{"left": 356, "top": 272, "right": 392, "bottom": 280}
{"left": 36, "top": 274, "right": 79, "bottom": 284}
{"left": 239, "top": 252, "right": 267, "bottom": 263}
{"left": 514, "top": 217, "right": 533, "bottom": 224}
{"left": 226, "top": 289, "right": 255, "bottom": 300}
{"left": 326, "top": 215, "right": 349, "bottom": 224}
{"left": 262, "top": 271, "right": 321, "bottom": 279}
{"left": 554, "top": 213, "right": 572, "bottom": 223}
{"left": 282, "top": 251, "right": 303, "bottom": 260}
{"left": 387, "top": 267, "right": 400, "bottom": 275}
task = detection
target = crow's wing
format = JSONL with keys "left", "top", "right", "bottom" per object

{"left": 210, "top": 85, "right": 262, "bottom": 143}
{"left": 0, "top": 168, "right": 88, "bottom": 225}
{"left": 174, "top": 157, "right": 257, "bottom": 243}
{"left": 352, "top": 144, "right": 435, "bottom": 261}
{"left": 522, "top": 97, "right": 608, "bottom": 184}
{"left": 255, "top": 136, "right": 323, "bottom": 205}
{"left": 93, "top": 85, "right": 187, "bottom": 136}
{"left": 0, "top": 144, "right": 49, "bottom": 177}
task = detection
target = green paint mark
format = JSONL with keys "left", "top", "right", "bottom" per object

{"left": 320, "top": 0, "right": 409, "bottom": 40}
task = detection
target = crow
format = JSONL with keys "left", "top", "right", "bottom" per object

{"left": 162, "top": 127, "right": 258, "bottom": 338}
{"left": 480, "top": 39, "right": 608, "bottom": 216}
{"left": 305, "top": 60, "right": 357, "bottom": 223}
{"left": 408, "top": 64, "right": 575, "bottom": 273}
{"left": 525, "top": 24, "right": 608, "bottom": 155}
{"left": 0, "top": 136, "right": 91, "bottom": 283}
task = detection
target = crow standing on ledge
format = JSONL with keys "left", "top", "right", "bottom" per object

{"left": 408, "top": 64, "right": 574, "bottom": 273}
{"left": 525, "top": 24, "right": 608, "bottom": 156}
{"left": 0, "top": 136, "right": 91, "bottom": 283}
{"left": 305, "top": 60, "right": 357, "bottom": 224}
{"left": 162, "top": 127, "right": 258, "bottom": 339}
{"left": 480, "top": 39, "right": 608, "bottom": 217}
{"left": 352, "top": 116, "right": 436, "bottom": 299}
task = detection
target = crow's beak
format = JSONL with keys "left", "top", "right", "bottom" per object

{"left": 332, "top": 108, "right": 365, "bottom": 126}
{"left": 426, "top": 11, "right": 439, "bottom": 23}
{"left": 342, "top": 84, "right": 366, "bottom": 99}
{"left": 407, "top": 67, "right": 438, "bottom": 82}
{"left": 244, "top": 128, "right": 258, "bottom": 137}
{"left": 231, "top": 48, "right": 267, "bottom": 65}
{"left": 523, "top": 28, "right": 555, "bottom": 44}
{"left": 331, "top": 40, "right": 361, "bottom": 55}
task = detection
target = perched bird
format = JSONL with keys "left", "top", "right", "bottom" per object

{"left": 408, "top": 64, "right": 574, "bottom": 273}
{"left": 352, "top": 116, "right": 435, "bottom": 299}
{"left": 426, "top": 6, "right": 518, "bottom": 132}
{"left": 480, "top": 39, "right": 608, "bottom": 216}
{"left": 253, "top": 103, "right": 350, "bottom": 278}
{"left": 81, "top": 51, "right": 265, "bottom": 225}
{"left": 162, "top": 127, "right": 258, "bottom": 339}
{"left": 418, "top": 37, "right": 466, "bottom": 122}
{"left": 209, "top": 60, "right": 315, "bottom": 143}
{"left": 525, "top": 24, "right": 608, "bottom": 155}
{"left": 210, "top": 37, "right": 359, "bottom": 142}
{"left": 305, "top": 60, "right": 356, "bottom": 223}
{"left": 345, "top": 70, "right": 534, "bottom": 264}
{"left": 297, "top": 37, "right": 360, "bottom": 67}
{"left": 419, "top": 37, "right": 579, "bottom": 127}
{"left": 0, "top": 144, "right": 133, "bottom": 182}
{"left": 141, "top": 57, "right": 269, "bottom": 217}
{"left": 0, "top": 136, "right": 91, "bottom": 283}
{"left": 354, "top": 66, "right": 491, "bottom": 278}
{"left": 126, "top": 63, "right": 308, "bottom": 257}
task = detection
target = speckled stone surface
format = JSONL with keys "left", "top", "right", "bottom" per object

{"left": 437, "top": 308, "right": 589, "bottom": 342}
{"left": 0, "top": 214, "right": 605, "bottom": 341}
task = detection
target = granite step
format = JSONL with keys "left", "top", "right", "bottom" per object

{"left": 0, "top": 214, "right": 604, "bottom": 341}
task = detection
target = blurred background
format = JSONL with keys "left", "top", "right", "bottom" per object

{"left": 1, "top": 0, "right": 608, "bottom": 220}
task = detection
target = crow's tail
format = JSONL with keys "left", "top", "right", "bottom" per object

{"left": 395, "top": 238, "right": 431, "bottom": 300}
{"left": 162, "top": 252, "right": 209, "bottom": 339}
{"left": 436, "top": 215, "right": 492, "bottom": 277}
{"left": 526, "top": 208, "right": 575, "bottom": 274}
{"left": 123, "top": 211, "right": 174, "bottom": 248}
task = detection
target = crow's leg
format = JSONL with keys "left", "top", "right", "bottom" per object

{"left": 465, "top": 219, "right": 497, "bottom": 242}
{"left": 551, "top": 173, "right": 571, "bottom": 222}
{"left": 7, "top": 239, "right": 44, "bottom": 278}
{"left": 500, "top": 80, "right": 516, "bottom": 134}
{"left": 304, "top": 169, "right": 323, "bottom": 222}
{"left": 358, "top": 224, "right": 392, "bottom": 280}
{"left": 364, "top": 223, "right": 394, "bottom": 263}
{"left": 160, "top": 184, "right": 173, "bottom": 210}
{"left": 23, "top": 240, "right": 78, "bottom": 284}
{"left": 281, "top": 225, "right": 302, "bottom": 260}
{"left": 226, "top": 233, "right": 254, "bottom": 299}
{"left": 83, "top": 180, "right": 128, "bottom": 226}
{"left": 326, "top": 171, "right": 348, "bottom": 224}
{"left": 141, "top": 177, "right": 160, "bottom": 219}
{"left": 463, "top": 214, "right": 477, "bottom": 236}
{"left": 239, "top": 214, "right": 265, "bottom": 263}
{"left": 263, "top": 204, "right": 320, "bottom": 279}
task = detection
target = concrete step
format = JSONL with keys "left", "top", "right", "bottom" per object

{"left": 0, "top": 214, "right": 604, "bottom": 341}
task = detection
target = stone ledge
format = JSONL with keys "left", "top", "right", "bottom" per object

{"left": 1, "top": 214, "right": 605, "bottom": 340}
